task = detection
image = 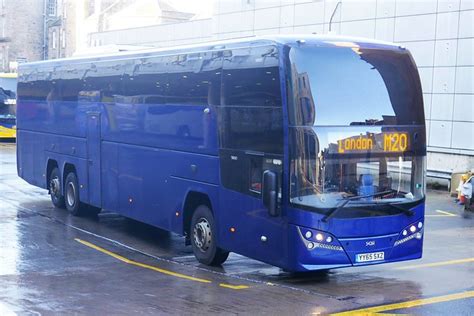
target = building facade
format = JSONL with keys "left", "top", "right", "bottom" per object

{"left": 0, "top": 0, "right": 44, "bottom": 71}
{"left": 88, "top": 0, "right": 474, "bottom": 174}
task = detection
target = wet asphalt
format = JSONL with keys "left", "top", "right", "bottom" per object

{"left": 0, "top": 142, "right": 473, "bottom": 315}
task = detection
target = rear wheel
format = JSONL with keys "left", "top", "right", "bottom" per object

{"left": 49, "top": 167, "right": 65, "bottom": 209}
{"left": 190, "top": 205, "right": 229, "bottom": 266}
{"left": 64, "top": 172, "right": 84, "bottom": 216}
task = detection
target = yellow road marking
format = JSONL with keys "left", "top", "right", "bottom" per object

{"left": 75, "top": 238, "right": 250, "bottom": 290}
{"left": 395, "top": 257, "right": 474, "bottom": 270}
{"left": 219, "top": 283, "right": 249, "bottom": 290}
{"left": 331, "top": 290, "right": 474, "bottom": 315}
{"left": 75, "top": 238, "right": 211, "bottom": 283}
{"left": 425, "top": 210, "right": 458, "bottom": 217}
{"left": 436, "top": 210, "right": 457, "bottom": 216}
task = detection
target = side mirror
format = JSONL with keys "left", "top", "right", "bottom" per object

{"left": 262, "top": 170, "right": 279, "bottom": 217}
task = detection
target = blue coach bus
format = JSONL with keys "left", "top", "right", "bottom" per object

{"left": 17, "top": 36, "right": 426, "bottom": 271}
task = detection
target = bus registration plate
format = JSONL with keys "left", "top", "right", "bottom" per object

{"left": 356, "top": 251, "right": 384, "bottom": 263}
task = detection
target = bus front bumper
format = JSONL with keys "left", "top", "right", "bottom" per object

{"left": 288, "top": 221, "right": 424, "bottom": 272}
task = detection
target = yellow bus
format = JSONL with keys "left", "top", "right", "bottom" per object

{"left": 0, "top": 72, "right": 17, "bottom": 139}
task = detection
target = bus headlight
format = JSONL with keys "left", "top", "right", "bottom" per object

{"left": 297, "top": 227, "right": 343, "bottom": 252}
{"left": 394, "top": 221, "right": 424, "bottom": 246}
{"left": 316, "top": 233, "right": 323, "bottom": 241}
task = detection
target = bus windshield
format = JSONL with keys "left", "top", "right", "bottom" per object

{"left": 288, "top": 45, "right": 426, "bottom": 213}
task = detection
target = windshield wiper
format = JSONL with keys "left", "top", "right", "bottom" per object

{"left": 321, "top": 190, "right": 394, "bottom": 222}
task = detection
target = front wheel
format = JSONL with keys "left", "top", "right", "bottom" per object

{"left": 190, "top": 205, "right": 229, "bottom": 266}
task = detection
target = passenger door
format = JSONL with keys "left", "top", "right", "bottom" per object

{"left": 216, "top": 46, "right": 288, "bottom": 266}
{"left": 86, "top": 112, "right": 101, "bottom": 207}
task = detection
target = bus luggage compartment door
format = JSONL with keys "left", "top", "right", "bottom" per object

{"left": 86, "top": 112, "right": 101, "bottom": 207}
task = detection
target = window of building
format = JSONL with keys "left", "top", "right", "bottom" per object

{"left": 61, "top": 29, "right": 66, "bottom": 48}
{"left": 52, "top": 31, "right": 56, "bottom": 49}
{"left": 47, "top": 0, "right": 57, "bottom": 16}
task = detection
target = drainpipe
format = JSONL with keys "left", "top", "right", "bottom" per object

{"left": 43, "top": 0, "right": 47, "bottom": 60}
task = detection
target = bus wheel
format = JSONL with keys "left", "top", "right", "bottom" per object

{"left": 191, "top": 205, "right": 229, "bottom": 266}
{"left": 49, "top": 167, "right": 65, "bottom": 208}
{"left": 64, "top": 172, "right": 84, "bottom": 216}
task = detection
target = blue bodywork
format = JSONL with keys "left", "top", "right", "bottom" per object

{"left": 16, "top": 35, "right": 425, "bottom": 271}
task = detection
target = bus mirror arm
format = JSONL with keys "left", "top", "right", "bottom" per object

{"left": 263, "top": 170, "right": 279, "bottom": 217}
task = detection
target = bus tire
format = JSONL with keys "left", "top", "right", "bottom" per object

{"left": 64, "top": 172, "right": 84, "bottom": 216}
{"left": 49, "top": 167, "right": 65, "bottom": 209}
{"left": 190, "top": 205, "right": 229, "bottom": 266}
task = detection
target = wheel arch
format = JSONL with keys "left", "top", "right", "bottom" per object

{"left": 46, "top": 159, "right": 59, "bottom": 189}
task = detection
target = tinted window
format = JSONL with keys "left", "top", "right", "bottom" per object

{"left": 80, "top": 61, "right": 123, "bottom": 102}
{"left": 218, "top": 46, "right": 283, "bottom": 154}
{"left": 166, "top": 52, "right": 221, "bottom": 105}
{"left": 122, "top": 56, "right": 167, "bottom": 104}
{"left": 218, "top": 107, "right": 283, "bottom": 154}
{"left": 223, "top": 46, "right": 281, "bottom": 107}
{"left": 288, "top": 46, "right": 424, "bottom": 126}
{"left": 18, "top": 68, "right": 54, "bottom": 101}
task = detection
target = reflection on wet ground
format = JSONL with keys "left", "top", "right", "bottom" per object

{"left": 0, "top": 143, "right": 473, "bottom": 314}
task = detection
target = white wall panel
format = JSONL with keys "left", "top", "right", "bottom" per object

{"left": 376, "top": 0, "right": 396, "bottom": 18}
{"left": 460, "top": 0, "right": 474, "bottom": 10}
{"left": 457, "top": 38, "right": 474, "bottom": 66}
{"left": 455, "top": 67, "right": 474, "bottom": 94}
{"left": 436, "top": 12, "right": 460, "bottom": 40}
{"left": 324, "top": 0, "right": 342, "bottom": 23}
{"left": 432, "top": 67, "right": 456, "bottom": 93}
{"left": 293, "top": 24, "right": 324, "bottom": 34}
{"left": 279, "top": 26, "right": 295, "bottom": 34}
{"left": 452, "top": 122, "right": 474, "bottom": 150}
{"left": 375, "top": 18, "right": 395, "bottom": 42}
{"left": 423, "top": 93, "right": 432, "bottom": 119}
{"left": 280, "top": 4, "right": 295, "bottom": 27}
{"left": 431, "top": 94, "right": 454, "bottom": 120}
{"left": 394, "top": 14, "right": 436, "bottom": 41}
{"left": 340, "top": 20, "right": 375, "bottom": 38}
{"left": 453, "top": 95, "right": 474, "bottom": 122}
{"left": 396, "top": 0, "right": 438, "bottom": 16}
{"left": 418, "top": 67, "right": 433, "bottom": 93}
{"left": 458, "top": 10, "right": 474, "bottom": 38}
{"left": 254, "top": 0, "right": 281, "bottom": 9}
{"left": 294, "top": 1, "right": 325, "bottom": 25}
{"left": 438, "top": 0, "right": 461, "bottom": 12}
{"left": 340, "top": 1, "right": 376, "bottom": 21}
{"left": 404, "top": 41, "right": 435, "bottom": 67}
{"left": 434, "top": 40, "right": 457, "bottom": 66}
{"left": 254, "top": 7, "right": 281, "bottom": 29}
{"left": 429, "top": 120, "right": 453, "bottom": 147}
{"left": 219, "top": 11, "right": 255, "bottom": 33}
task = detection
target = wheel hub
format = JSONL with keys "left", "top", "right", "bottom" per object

{"left": 66, "top": 182, "right": 76, "bottom": 206}
{"left": 50, "top": 178, "right": 60, "bottom": 196}
{"left": 193, "top": 218, "right": 211, "bottom": 252}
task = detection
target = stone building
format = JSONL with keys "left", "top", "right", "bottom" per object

{"left": 0, "top": 0, "right": 44, "bottom": 71}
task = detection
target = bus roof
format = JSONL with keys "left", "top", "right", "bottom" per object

{"left": 19, "top": 35, "right": 401, "bottom": 70}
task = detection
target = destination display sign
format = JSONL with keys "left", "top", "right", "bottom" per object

{"left": 333, "top": 132, "right": 409, "bottom": 154}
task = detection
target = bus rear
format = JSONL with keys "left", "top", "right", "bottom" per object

{"left": 0, "top": 73, "right": 17, "bottom": 139}
{"left": 285, "top": 40, "right": 426, "bottom": 271}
